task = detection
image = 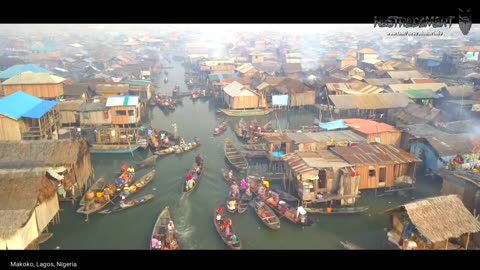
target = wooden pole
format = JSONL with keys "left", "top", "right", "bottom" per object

{"left": 445, "top": 238, "right": 449, "bottom": 250}
{"left": 465, "top": 233, "right": 471, "bottom": 250}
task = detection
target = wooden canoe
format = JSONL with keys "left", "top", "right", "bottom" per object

{"left": 79, "top": 176, "right": 107, "bottom": 206}
{"left": 243, "top": 144, "right": 268, "bottom": 151}
{"left": 135, "top": 155, "right": 158, "bottom": 170}
{"left": 99, "top": 194, "right": 155, "bottom": 215}
{"left": 213, "top": 209, "right": 241, "bottom": 250}
{"left": 113, "top": 156, "right": 157, "bottom": 178}
{"left": 155, "top": 147, "right": 176, "bottom": 156}
{"left": 220, "top": 108, "right": 274, "bottom": 117}
{"left": 224, "top": 139, "right": 248, "bottom": 172}
{"left": 258, "top": 194, "right": 314, "bottom": 226}
{"left": 340, "top": 241, "right": 365, "bottom": 250}
{"left": 123, "top": 169, "right": 156, "bottom": 199}
{"left": 235, "top": 118, "right": 247, "bottom": 138}
{"left": 90, "top": 144, "right": 141, "bottom": 154}
{"left": 271, "top": 188, "right": 299, "bottom": 202}
{"left": 183, "top": 158, "right": 204, "bottom": 194}
{"left": 76, "top": 195, "right": 112, "bottom": 215}
{"left": 305, "top": 206, "right": 369, "bottom": 215}
{"left": 221, "top": 168, "right": 240, "bottom": 185}
{"left": 226, "top": 192, "right": 240, "bottom": 213}
{"left": 252, "top": 199, "right": 281, "bottom": 230}
{"left": 150, "top": 206, "right": 180, "bottom": 250}
{"left": 213, "top": 121, "right": 228, "bottom": 136}
{"left": 175, "top": 141, "right": 201, "bottom": 155}
{"left": 237, "top": 191, "right": 252, "bottom": 214}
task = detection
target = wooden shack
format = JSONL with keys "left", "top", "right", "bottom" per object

{"left": 1, "top": 72, "right": 65, "bottom": 99}
{"left": 280, "top": 63, "right": 302, "bottom": 80}
{"left": 0, "top": 91, "right": 59, "bottom": 141}
{"left": 105, "top": 96, "right": 142, "bottom": 126}
{"left": 56, "top": 100, "right": 84, "bottom": 126}
{"left": 343, "top": 118, "right": 402, "bottom": 147}
{"left": 404, "top": 124, "right": 478, "bottom": 172}
{"left": 385, "top": 195, "right": 480, "bottom": 250}
{"left": 273, "top": 78, "right": 316, "bottom": 107}
{"left": 331, "top": 143, "right": 419, "bottom": 191}
{"left": 222, "top": 81, "right": 262, "bottom": 110}
{"left": 284, "top": 151, "right": 360, "bottom": 207}
{"left": 95, "top": 84, "right": 129, "bottom": 97}
{"left": 325, "top": 93, "right": 411, "bottom": 124}
{"left": 79, "top": 102, "right": 111, "bottom": 127}
{"left": 0, "top": 176, "right": 59, "bottom": 250}
{"left": 0, "top": 139, "right": 93, "bottom": 202}
{"left": 122, "top": 80, "right": 152, "bottom": 101}
{"left": 395, "top": 103, "right": 441, "bottom": 127}
{"left": 63, "top": 84, "right": 93, "bottom": 100}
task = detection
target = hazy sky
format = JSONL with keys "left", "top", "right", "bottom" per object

{"left": 0, "top": 24, "right": 475, "bottom": 36}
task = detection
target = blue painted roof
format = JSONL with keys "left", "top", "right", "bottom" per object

{"left": 319, "top": 120, "right": 348, "bottom": 131}
{"left": 0, "top": 64, "right": 52, "bottom": 80}
{"left": 0, "top": 91, "right": 57, "bottom": 120}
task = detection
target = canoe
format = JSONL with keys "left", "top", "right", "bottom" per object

{"left": 90, "top": 144, "right": 140, "bottom": 154}
{"left": 79, "top": 176, "right": 106, "bottom": 206}
{"left": 305, "top": 206, "right": 369, "bottom": 215}
{"left": 224, "top": 139, "right": 248, "bottom": 172}
{"left": 183, "top": 158, "right": 204, "bottom": 194}
{"left": 123, "top": 169, "right": 156, "bottom": 199}
{"left": 220, "top": 108, "right": 274, "bottom": 117}
{"left": 226, "top": 192, "right": 240, "bottom": 213}
{"left": 213, "top": 121, "right": 228, "bottom": 136}
{"left": 243, "top": 144, "right": 268, "bottom": 151}
{"left": 76, "top": 194, "right": 113, "bottom": 215}
{"left": 155, "top": 147, "right": 176, "bottom": 156}
{"left": 252, "top": 199, "right": 281, "bottom": 230}
{"left": 213, "top": 209, "right": 242, "bottom": 250}
{"left": 135, "top": 155, "right": 158, "bottom": 170}
{"left": 221, "top": 168, "right": 240, "bottom": 185}
{"left": 37, "top": 233, "right": 54, "bottom": 244}
{"left": 113, "top": 157, "right": 157, "bottom": 177}
{"left": 340, "top": 241, "right": 365, "bottom": 250}
{"left": 99, "top": 194, "right": 155, "bottom": 215}
{"left": 256, "top": 192, "right": 313, "bottom": 226}
{"left": 235, "top": 118, "right": 247, "bottom": 138}
{"left": 175, "top": 141, "right": 201, "bottom": 155}
{"left": 271, "top": 188, "right": 299, "bottom": 202}
{"left": 150, "top": 206, "right": 180, "bottom": 250}
{"left": 237, "top": 191, "right": 252, "bottom": 214}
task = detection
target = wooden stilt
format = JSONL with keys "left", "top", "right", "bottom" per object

{"left": 445, "top": 238, "right": 449, "bottom": 250}
{"left": 465, "top": 233, "right": 471, "bottom": 250}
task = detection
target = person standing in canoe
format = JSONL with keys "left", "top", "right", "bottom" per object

{"left": 195, "top": 154, "right": 203, "bottom": 166}
{"left": 121, "top": 162, "right": 127, "bottom": 173}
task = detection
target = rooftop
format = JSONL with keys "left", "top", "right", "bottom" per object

{"left": 331, "top": 143, "right": 420, "bottom": 166}
{"left": 343, "top": 118, "right": 399, "bottom": 135}
{"left": 385, "top": 195, "right": 480, "bottom": 243}
{"left": 2, "top": 72, "right": 65, "bottom": 85}
{"left": 0, "top": 91, "right": 57, "bottom": 120}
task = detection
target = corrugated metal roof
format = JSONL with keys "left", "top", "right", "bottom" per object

{"left": 256, "top": 82, "right": 270, "bottom": 91}
{"left": 396, "top": 103, "right": 441, "bottom": 125}
{"left": 286, "top": 130, "right": 366, "bottom": 144}
{"left": 425, "top": 134, "right": 475, "bottom": 156}
{"left": 331, "top": 143, "right": 420, "bottom": 166}
{"left": 223, "top": 81, "right": 253, "bottom": 97}
{"left": 343, "top": 118, "right": 399, "bottom": 135}
{"left": 446, "top": 85, "right": 474, "bottom": 98}
{"left": 284, "top": 151, "right": 351, "bottom": 174}
{"left": 358, "top": 48, "right": 377, "bottom": 54}
{"left": 0, "top": 91, "right": 57, "bottom": 120}
{"left": 2, "top": 72, "right": 65, "bottom": 85}
{"left": 0, "top": 64, "right": 52, "bottom": 80}
{"left": 404, "top": 89, "right": 438, "bottom": 99}
{"left": 263, "top": 133, "right": 291, "bottom": 143}
{"left": 236, "top": 63, "right": 256, "bottom": 74}
{"left": 56, "top": 100, "right": 84, "bottom": 111}
{"left": 362, "top": 58, "right": 382, "bottom": 65}
{"left": 389, "top": 83, "right": 447, "bottom": 92}
{"left": 79, "top": 102, "right": 107, "bottom": 112}
{"left": 329, "top": 93, "right": 411, "bottom": 110}
{"left": 105, "top": 96, "right": 139, "bottom": 107}
{"left": 387, "top": 70, "right": 424, "bottom": 80}
{"left": 96, "top": 84, "right": 129, "bottom": 94}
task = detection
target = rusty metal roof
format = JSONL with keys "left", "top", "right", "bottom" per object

{"left": 286, "top": 131, "right": 366, "bottom": 144}
{"left": 329, "top": 93, "right": 411, "bottom": 110}
{"left": 284, "top": 150, "right": 351, "bottom": 174}
{"left": 263, "top": 133, "right": 291, "bottom": 143}
{"left": 331, "top": 143, "right": 420, "bottom": 166}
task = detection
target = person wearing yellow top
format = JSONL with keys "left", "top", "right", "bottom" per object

{"left": 263, "top": 180, "right": 270, "bottom": 189}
